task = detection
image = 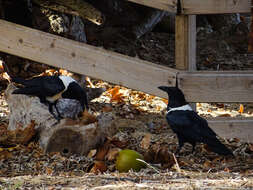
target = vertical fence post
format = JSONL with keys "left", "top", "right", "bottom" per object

{"left": 175, "top": 14, "right": 196, "bottom": 109}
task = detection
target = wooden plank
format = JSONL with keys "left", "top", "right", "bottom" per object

{"left": 208, "top": 118, "right": 253, "bottom": 142}
{"left": 126, "top": 0, "right": 177, "bottom": 13}
{"left": 175, "top": 15, "right": 196, "bottom": 70}
{"left": 181, "top": 0, "right": 251, "bottom": 14}
{"left": 187, "top": 15, "right": 196, "bottom": 71}
{"left": 0, "top": 19, "right": 177, "bottom": 98}
{"left": 175, "top": 15, "right": 188, "bottom": 70}
{"left": 178, "top": 71, "right": 253, "bottom": 102}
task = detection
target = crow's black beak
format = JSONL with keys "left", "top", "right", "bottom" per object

{"left": 158, "top": 86, "right": 169, "bottom": 92}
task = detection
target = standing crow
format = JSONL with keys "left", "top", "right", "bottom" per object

{"left": 158, "top": 86, "right": 233, "bottom": 156}
{"left": 12, "top": 75, "right": 89, "bottom": 120}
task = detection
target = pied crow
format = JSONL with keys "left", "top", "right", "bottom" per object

{"left": 12, "top": 75, "right": 89, "bottom": 120}
{"left": 158, "top": 86, "right": 233, "bottom": 156}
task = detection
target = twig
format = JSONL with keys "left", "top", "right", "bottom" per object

{"left": 172, "top": 153, "right": 181, "bottom": 173}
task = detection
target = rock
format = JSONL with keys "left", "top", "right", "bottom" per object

{"left": 5, "top": 83, "right": 116, "bottom": 155}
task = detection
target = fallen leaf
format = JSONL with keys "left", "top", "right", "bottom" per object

{"left": 239, "top": 104, "right": 244, "bottom": 114}
{"left": 218, "top": 113, "right": 231, "bottom": 117}
{"left": 90, "top": 161, "right": 107, "bottom": 174}
{"left": 0, "top": 121, "right": 36, "bottom": 145}
{"left": 102, "top": 105, "right": 113, "bottom": 112}
{"left": 140, "top": 133, "right": 152, "bottom": 150}
{"left": 110, "top": 138, "right": 128, "bottom": 149}
{"left": 86, "top": 76, "right": 95, "bottom": 88}
{"left": 81, "top": 111, "right": 97, "bottom": 125}
{"left": 46, "top": 167, "right": 53, "bottom": 175}
{"left": 96, "top": 139, "right": 111, "bottom": 161}
{"left": 105, "top": 148, "right": 121, "bottom": 161}
{"left": 87, "top": 149, "right": 97, "bottom": 158}
{"left": 0, "top": 150, "right": 13, "bottom": 160}
{"left": 248, "top": 143, "right": 253, "bottom": 152}
{"left": 203, "top": 160, "right": 213, "bottom": 169}
{"left": 59, "top": 69, "right": 72, "bottom": 76}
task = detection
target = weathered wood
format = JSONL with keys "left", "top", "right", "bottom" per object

{"left": 5, "top": 83, "right": 117, "bottom": 155}
{"left": 208, "top": 117, "right": 253, "bottom": 142}
{"left": 181, "top": 0, "right": 251, "bottom": 14}
{"left": 175, "top": 15, "right": 189, "bottom": 70}
{"left": 0, "top": 19, "right": 177, "bottom": 98}
{"left": 126, "top": 0, "right": 250, "bottom": 14}
{"left": 178, "top": 71, "right": 253, "bottom": 102}
{"left": 175, "top": 15, "right": 196, "bottom": 70}
{"left": 127, "top": 0, "right": 176, "bottom": 13}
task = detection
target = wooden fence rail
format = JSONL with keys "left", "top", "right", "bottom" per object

{"left": 126, "top": 0, "right": 251, "bottom": 14}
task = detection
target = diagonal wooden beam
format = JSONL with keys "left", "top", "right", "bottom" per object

{"left": 0, "top": 19, "right": 177, "bottom": 98}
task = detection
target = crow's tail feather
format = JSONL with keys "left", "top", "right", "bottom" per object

{"left": 205, "top": 138, "right": 233, "bottom": 156}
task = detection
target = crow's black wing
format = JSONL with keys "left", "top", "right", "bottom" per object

{"left": 166, "top": 110, "right": 217, "bottom": 142}
{"left": 12, "top": 76, "right": 65, "bottom": 97}
{"left": 40, "top": 76, "right": 65, "bottom": 96}
{"left": 166, "top": 110, "right": 233, "bottom": 155}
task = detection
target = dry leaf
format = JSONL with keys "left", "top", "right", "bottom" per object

{"left": 140, "top": 133, "right": 151, "bottom": 150}
{"left": 203, "top": 160, "right": 213, "bottom": 169}
{"left": 96, "top": 139, "right": 111, "bottom": 161}
{"left": 81, "top": 111, "right": 97, "bottom": 125}
{"left": 0, "top": 121, "right": 36, "bottom": 145}
{"left": 88, "top": 149, "right": 97, "bottom": 158}
{"left": 102, "top": 105, "right": 113, "bottom": 112}
{"left": 105, "top": 148, "right": 121, "bottom": 161}
{"left": 59, "top": 69, "right": 72, "bottom": 76}
{"left": 146, "top": 95, "right": 155, "bottom": 102}
{"left": 110, "top": 138, "right": 128, "bottom": 149}
{"left": 218, "top": 113, "right": 231, "bottom": 117}
{"left": 90, "top": 161, "right": 107, "bottom": 174}
{"left": 86, "top": 76, "right": 95, "bottom": 88}
{"left": 0, "top": 150, "right": 13, "bottom": 160}
{"left": 46, "top": 167, "right": 53, "bottom": 175}
{"left": 239, "top": 104, "right": 244, "bottom": 114}
{"left": 248, "top": 143, "right": 253, "bottom": 152}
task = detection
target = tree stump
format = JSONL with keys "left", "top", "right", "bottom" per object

{"left": 5, "top": 83, "right": 116, "bottom": 156}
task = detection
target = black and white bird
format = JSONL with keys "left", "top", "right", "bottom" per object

{"left": 12, "top": 75, "right": 89, "bottom": 120}
{"left": 158, "top": 86, "right": 233, "bottom": 156}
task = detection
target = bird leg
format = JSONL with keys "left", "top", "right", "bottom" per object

{"left": 48, "top": 103, "right": 61, "bottom": 121}
{"left": 175, "top": 140, "right": 184, "bottom": 155}
{"left": 53, "top": 101, "right": 63, "bottom": 119}
{"left": 191, "top": 142, "right": 196, "bottom": 154}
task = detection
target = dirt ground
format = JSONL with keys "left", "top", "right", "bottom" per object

{"left": 0, "top": 11, "right": 253, "bottom": 190}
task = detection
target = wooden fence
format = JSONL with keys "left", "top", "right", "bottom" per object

{"left": 0, "top": 0, "right": 252, "bottom": 141}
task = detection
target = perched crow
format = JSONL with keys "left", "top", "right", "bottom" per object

{"left": 12, "top": 75, "right": 89, "bottom": 120}
{"left": 158, "top": 86, "right": 233, "bottom": 156}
